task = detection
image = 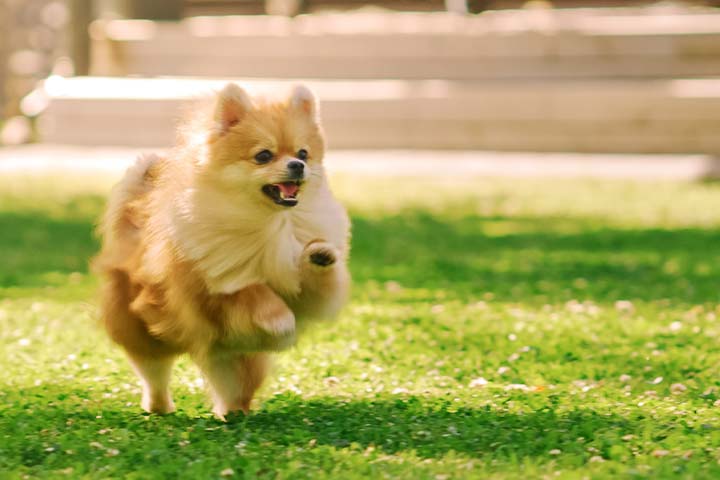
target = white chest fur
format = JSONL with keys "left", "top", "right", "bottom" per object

{"left": 170, "top": 180, "right": 348, "bottom": 298}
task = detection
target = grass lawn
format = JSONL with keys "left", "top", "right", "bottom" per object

{"left": 1, "top": 171, "right": 720, "bottom": 479}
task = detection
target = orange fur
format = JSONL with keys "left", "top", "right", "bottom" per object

{"left": 93, "top": 83, "right": 351, "bottom": 417}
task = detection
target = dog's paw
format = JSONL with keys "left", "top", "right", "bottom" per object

{"left": 141, "top": 391, "right": 176, "bottom": 415}
{"left": 310, "top": 250, "right": 335, "bottom": 267}
{"left": 253, "top": 309, "right": 295, "bottom": 337}
{"left": 213, "top": 397, "right": 252, "bottom": 423}
{"left": 213, "top": 400, "right": 251, "bottom": 421}
{"left": 304, "top": 241, "right": 339, "bottom": 269}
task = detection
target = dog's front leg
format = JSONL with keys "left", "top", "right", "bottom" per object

{"left": 195, "top": 352, "right": 270, "bottom": 419}
{"left": 222, "top": 284, "right": 297, "bottom": 350}
{"left": 197, "top": 284, "right": 295, "bottom": 418}
{"left": 288, "top": 240, "right": 351, "bottom": 323}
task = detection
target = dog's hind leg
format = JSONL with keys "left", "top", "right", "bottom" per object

{"left": 195, "top": 352, "right": 270, "bottom": 419}
{"left": 127, "top": 353, "right": 177, "bottom": 414}
{"left": 98, "top": 268, "right": 178, "bottom": 414}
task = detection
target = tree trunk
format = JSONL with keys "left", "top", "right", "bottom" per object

{"left": 70, "top": 0, "right": 93, "bottom": 76}
{"left": 0, "top": 0, "right": 7, "bottom": 119}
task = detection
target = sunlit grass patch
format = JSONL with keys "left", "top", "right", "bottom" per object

{"left": 2, "top": 173, "right": 720, "bottom": 478}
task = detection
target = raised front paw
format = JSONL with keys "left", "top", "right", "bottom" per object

{"left": 304, "top": 241, "right": 339, "bottom": 269}
{"left": 253, "top": 308, "right": 295, "bottom": 337}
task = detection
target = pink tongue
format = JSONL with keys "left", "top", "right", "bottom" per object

{"left": 277, "top": 182, "right": 299, "bottom": 197}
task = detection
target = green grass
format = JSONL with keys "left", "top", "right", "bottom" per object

{"left": 2, "top": 173, "right": 720, "bottom": 479}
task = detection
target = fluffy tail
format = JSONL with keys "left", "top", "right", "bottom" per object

{"left": 93, "top": 153, "right": 162, "bottom": 272}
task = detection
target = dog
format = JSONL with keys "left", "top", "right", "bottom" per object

{"left": 93, "top": 83, "right": 351, "bottom": 418}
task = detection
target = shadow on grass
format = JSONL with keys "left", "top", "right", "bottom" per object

{"left": 0, "top": 210, "right": 99, "bottom": 288}
{"left": 1, "top": 387, "right": 632, "bottom": 465}
{"left": 2, "top": 206, "right": 720, "bottom": 303}
{"left": 240, "top": 395, "right": 631, "bottom": 460}
{"left": 350, "top": 213, "right": 720, "bottom": 304}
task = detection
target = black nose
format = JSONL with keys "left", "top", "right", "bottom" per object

{"left": 287, "top": 160, "right": 305, "bottom": 177}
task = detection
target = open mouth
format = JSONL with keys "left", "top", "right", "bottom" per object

{"left": 262, "top": 181, "right": 302, "bottom": 207}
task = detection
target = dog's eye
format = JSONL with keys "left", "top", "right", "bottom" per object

{"left": 297, "top": 149, "right": 308, "bottom": 161}
{"left": 254, "top": 150, "right": 273, "bottom": 164}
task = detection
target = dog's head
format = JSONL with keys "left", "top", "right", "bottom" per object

{"left": 201, "top": 83, "right": 325, "bottom": 209}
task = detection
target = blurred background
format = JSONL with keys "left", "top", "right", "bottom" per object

{"left": 1, "top": 0, "right": 720, "bottom": 173}
{"left": 6, "top": 4, "right": 720, "bottom": 476}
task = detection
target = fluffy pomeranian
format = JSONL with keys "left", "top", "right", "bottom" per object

{"left": 93, "top": 83, "right": 351, "bottom": 418}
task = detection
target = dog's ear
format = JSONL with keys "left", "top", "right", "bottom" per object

{"left": 214, "top": 83, "right": 252, "bottom": 133}
{"left": 289, "top": 84, "right": 319, "bottom": 122}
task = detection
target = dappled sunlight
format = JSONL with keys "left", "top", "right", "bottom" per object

{"left": 334, "top": 175, "right": 720, "bottom": 227}
{"left": 350, "top": 212, "right": 720, "bottom": 304}
{"left": 2, "top": 173, "right": 720, "bottom": 477}
{"left": 2, "top": 174, "right": 720, "bottom": 305}
{"left": 4, "top": 0, "right": 720, "bottom": 475}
